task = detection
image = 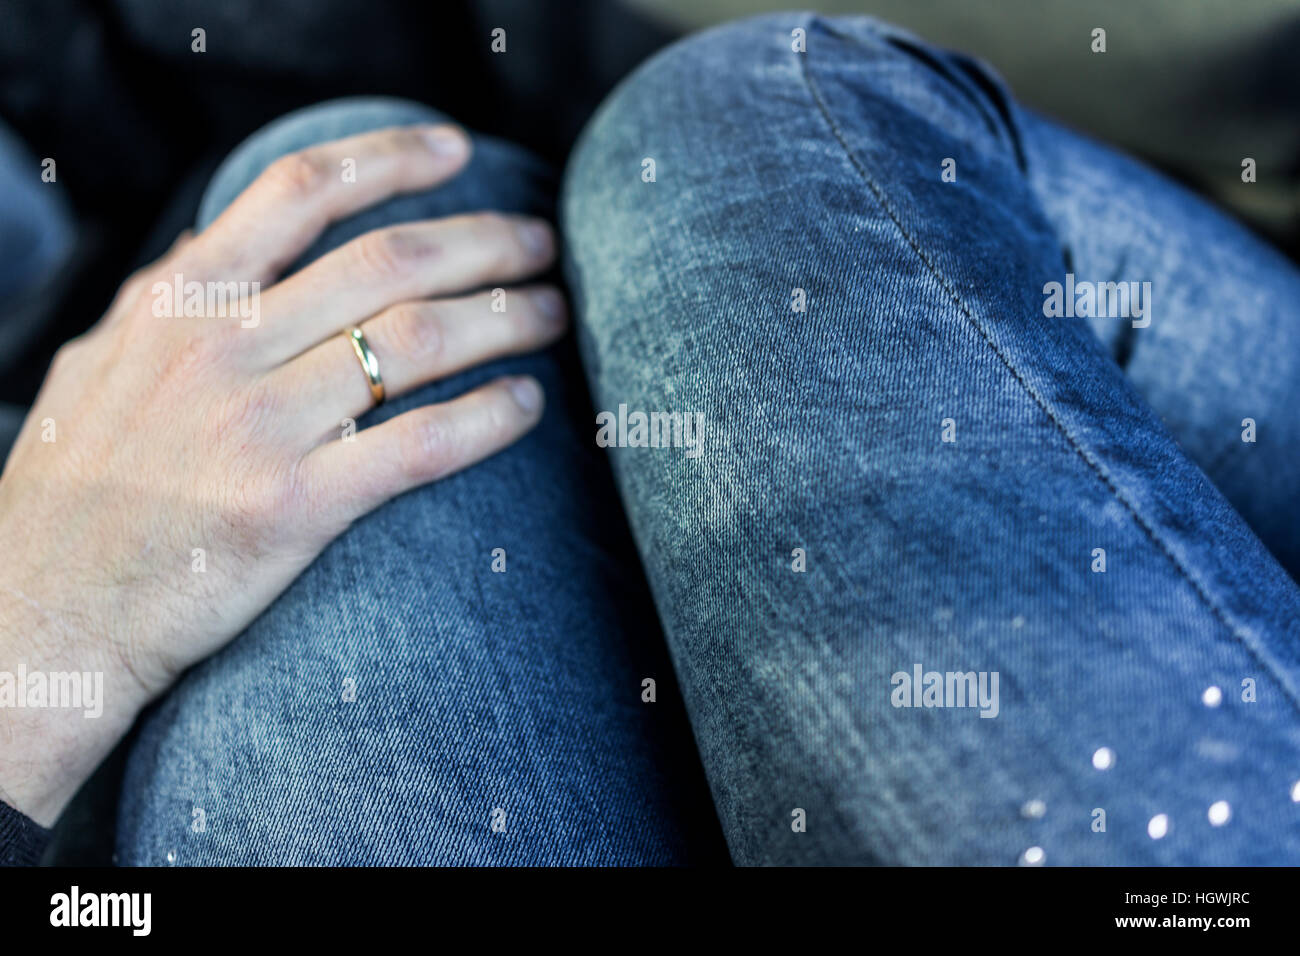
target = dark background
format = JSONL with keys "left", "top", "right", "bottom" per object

{"left": 0, "top": 0, "right": 675, "bottom": 407}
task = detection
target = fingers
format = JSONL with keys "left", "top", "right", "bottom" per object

{"left": 280, "top": 286, "right": 567, "bottom": 433}
{"left": 192, "top": 124, "right": 472, "bottom": 281}
{"left": 303, "top": 376, "right": 545, "bottom": 524}
{"left": 248, "top": 213, "right": 557, "bottom": 366}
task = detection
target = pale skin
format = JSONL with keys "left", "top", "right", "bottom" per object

{"left": 0, "top": 124, "right": 567, "bottom": 826}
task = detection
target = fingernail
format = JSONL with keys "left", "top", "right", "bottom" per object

{"left": 516, "top": 220, "right": 552, "bottom": 257}
{"left": 422, "top": 125, "right": 467, "bottom": 156}
{"left": 508, "top": 376, "right": 542, "bottom": 413}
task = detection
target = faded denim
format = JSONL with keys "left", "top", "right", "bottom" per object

{"left": 116, "top": 12, "right": 1300, "bottom": 867}
{"left": 562, "top": 13, "right": 1300, "bottom": 865}
{"left": 116, "top": 98, "right": 725, "bottom": 866}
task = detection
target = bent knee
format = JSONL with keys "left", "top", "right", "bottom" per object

{"left": 199, "top": 97, "right": 453, "bottom": 229}
{"left": 197, "top": 97, "right": 553, "bottom": 265}
{"left": 561, "top": 11, "right": 1029, "bottom": 383}
{"left": 562, "top": 10, "right": 1019, "bottom": 230}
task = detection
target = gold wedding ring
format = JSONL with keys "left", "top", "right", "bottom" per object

{"left": 344, "top": 325, "right": 385, "bottom": 406}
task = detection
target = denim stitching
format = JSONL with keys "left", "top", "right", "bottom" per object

{"left": 794, "top": 32, "right": 1300, "bottom": 714}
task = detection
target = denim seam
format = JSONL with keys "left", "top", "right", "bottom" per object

{"left": 794, "top": 45, "right": 1300, "bottom": 715}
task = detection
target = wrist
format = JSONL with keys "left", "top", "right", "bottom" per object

{"left": 0, "top": 586, "right": 145, "bottom": 827}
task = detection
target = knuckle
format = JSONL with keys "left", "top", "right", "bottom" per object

{"left": 220, "top": 470, "right": 286, "bottom": 534}
{"left": 473, "top": 212, "right": 517, "bottom": 258}
{"left": 47, "top": 341, "right": 83, "bottom": 379}
{"left": 158, "top": 336, "right": 209, "bottom": 381}
{"left": 398, "top": 412, "right": 453, "bottom": 482}
{"left": 475, "top": 210, "right": 511, "bottom": 234}
{"left": 262, "top": 151, "right": 328, "bottom": 201}
{"left": 385, "top": 303, "right": 441, "bottom": 359}
{"left": 164, "top": 318, "right": 243, "bottom": 371}
{"left": 212, "top": 459, "right": 310, "bottom": 551}
{"left": 354, "top": 229, "right": 428, "bottom": 280}
{"left": 118, "top": 264, "right": 172, "bottom": 316}
{"left": 119, "top": 267, "right": 153, "bottom": 303}
{"left": 389, "top": 125, "right": 429, "bottom": 156}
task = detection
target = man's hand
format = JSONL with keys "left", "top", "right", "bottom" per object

{"left": 0, "top": 124, "right": 566, "bottom": 825}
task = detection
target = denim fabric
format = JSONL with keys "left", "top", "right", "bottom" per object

{"left": 562, "top": 14, "right": 1300, "bottom": 864}
{"left": 116, "top": 98, "right": 725, "bottom": 865}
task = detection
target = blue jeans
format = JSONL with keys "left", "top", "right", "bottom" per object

{"left": 114, "top": 99, "right": 726, "bottom": 866}
{"left": 119, "top": 14, "right": 1300, "bottom": 865}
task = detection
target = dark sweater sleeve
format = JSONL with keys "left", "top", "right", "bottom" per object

{"left": 0, "top": 799, "right": 49, "bottom": 866}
